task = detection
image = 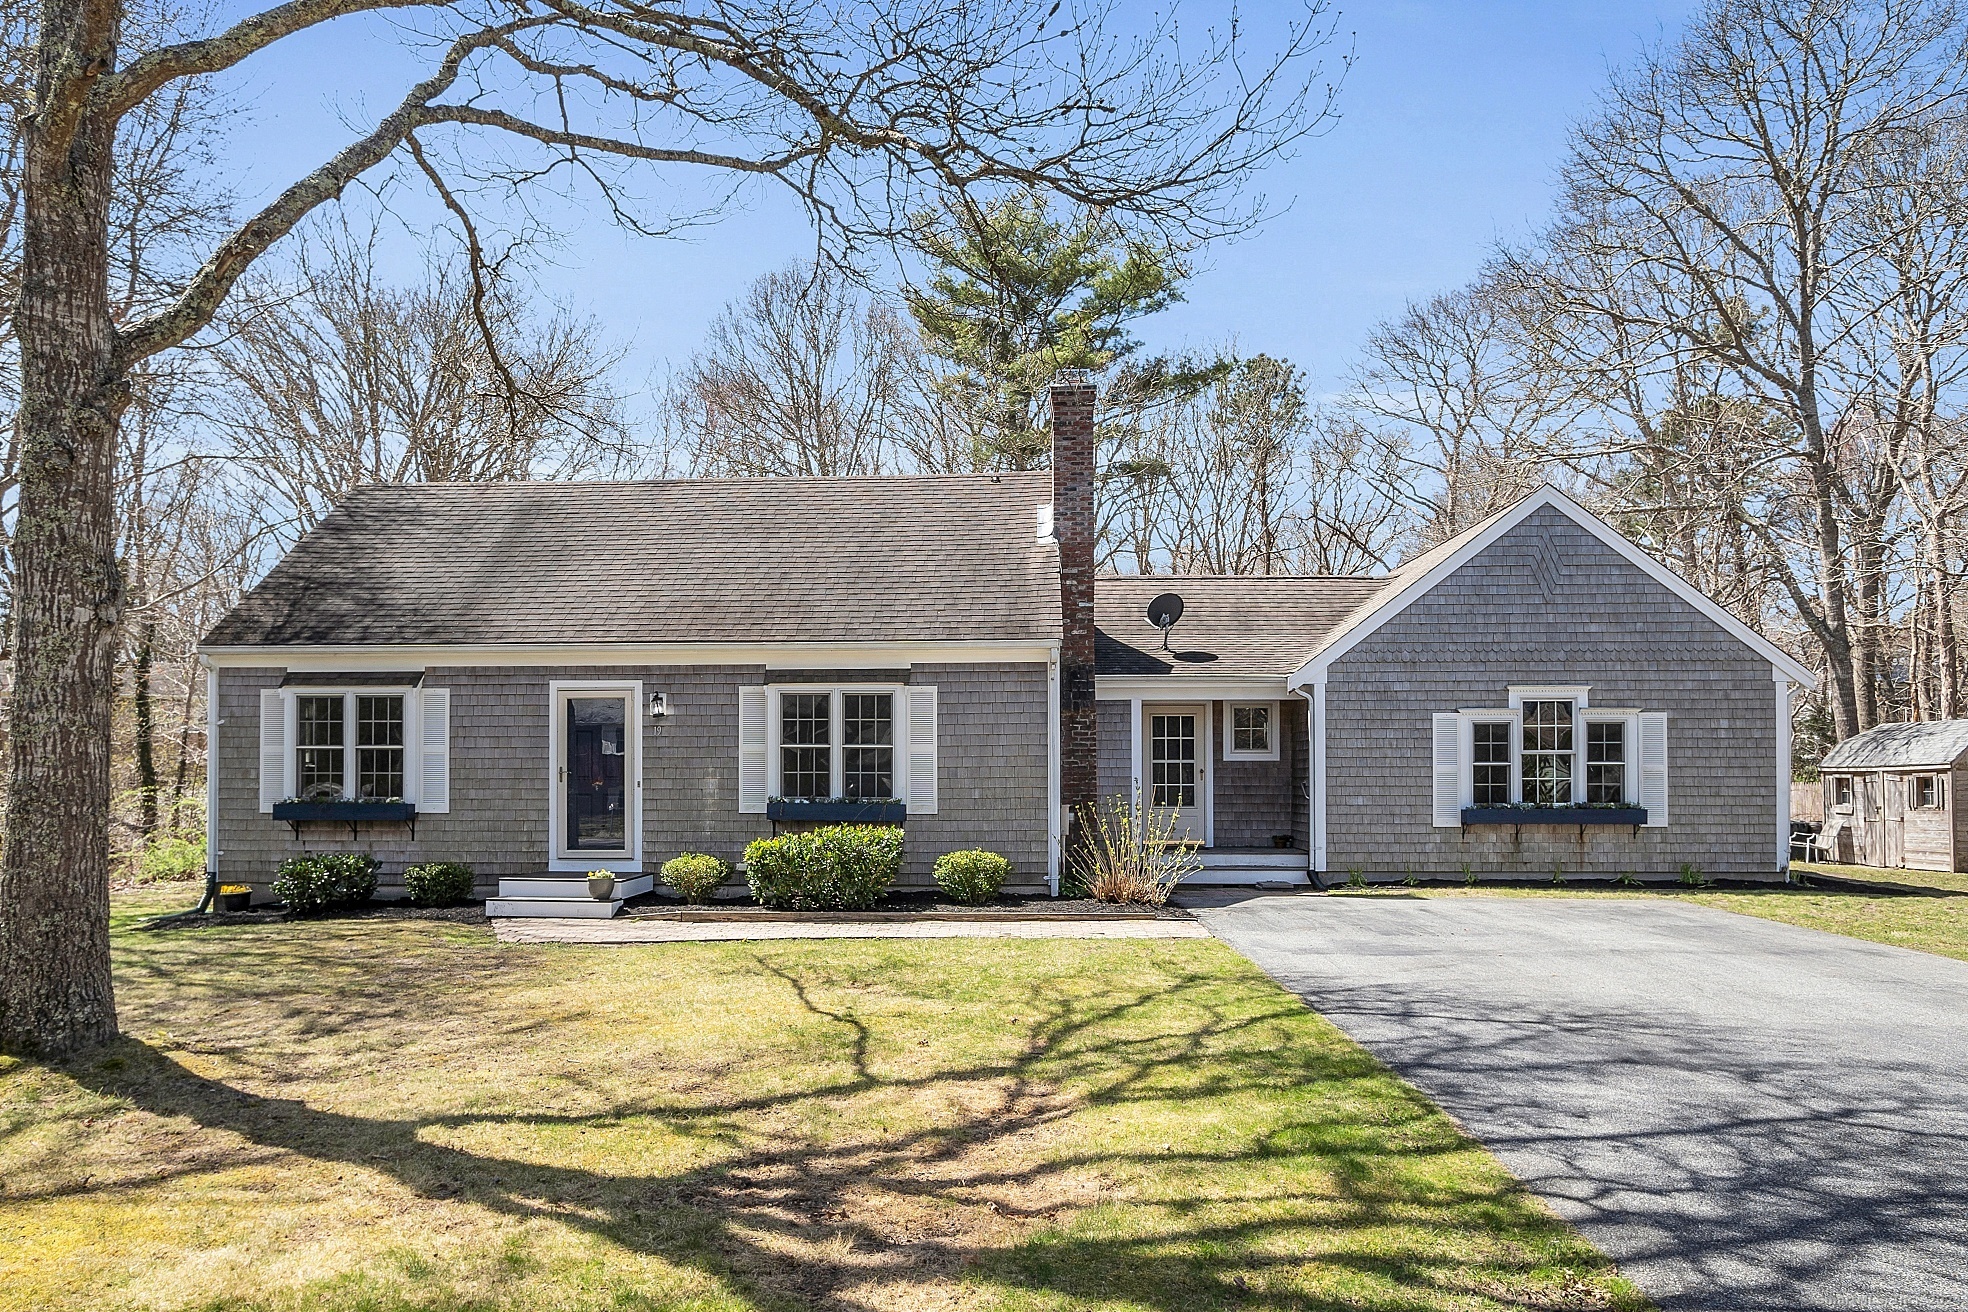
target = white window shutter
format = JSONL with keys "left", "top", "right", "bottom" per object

{"left": 907, "top": 686, "right": 938, "bottom": 814}
{"left": 1432, "top": 712, "right": 1462, "bottom": 828}
{"left": 259, "top": 689, "right": 286, "bottom": 812}
{"left": 419, "top": 688, "right": 451, "bottom": 813}
{"left": 738, "top": 686, "right": 768, "bottom": 814}
{"left": 1639, "top": 711, "right": 1668, "bottom": 826}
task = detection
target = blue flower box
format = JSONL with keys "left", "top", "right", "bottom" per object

{"left": 1461, "top": 806, "right": 1647, "bottom": 827}
{"left": 766, "top": 800, "right": 906, "bottom": 825}
{"left": 273, "top": 800, "right": 418, "bottom": 839}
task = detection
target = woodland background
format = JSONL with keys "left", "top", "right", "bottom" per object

{"left": 5, "top": 0, "right": 1963, "bottom": 879}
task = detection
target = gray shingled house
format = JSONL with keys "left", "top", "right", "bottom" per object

{"left": 1817, "top": 721, "right": 1968, "bottom": 871}
{"left": 198, "top": 378, "right": 1815, "bottom": 914}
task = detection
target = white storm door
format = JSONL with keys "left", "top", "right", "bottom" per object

{"left": 551, "top": 683, "right": 641, "bottom": 870}
{"left": 1144, "top": 704, "right": 1206, "bottom": 844}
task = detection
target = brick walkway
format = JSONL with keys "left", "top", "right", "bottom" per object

{"left": 492, "top": 916, "right": 1208, "bottom": 944}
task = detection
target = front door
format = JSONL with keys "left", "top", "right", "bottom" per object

{"left": 555, "top": 687, "right": 636, "bottom": 863}
{"left": 1144, "top": 703, "right": 1206, "bottom": 844}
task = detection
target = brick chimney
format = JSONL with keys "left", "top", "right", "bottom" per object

{"left": 1050, "top": 371, "right": 1099, "bottom": 855}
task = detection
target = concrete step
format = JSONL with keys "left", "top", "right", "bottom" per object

{"left": 486, "top": 896, "right": 624, "bottom": 919}
{"left": 497, "top": 873, "right": 654, "bottom": 899}
{"left": 1194, "top": 850, "right": 1309, "bottom": 869}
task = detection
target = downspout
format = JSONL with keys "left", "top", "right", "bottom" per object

{"left": 198, "top": 656, "right": 219, "bottom": 913}
{"left": 1776, "top": 672, "right": 1794, "bottom": 882}
{"left": 1047, "top": 644, "right": 1061, "bottom": 896}
{"left": 1291, "top": 683, "right": 1323, "bottom": 888}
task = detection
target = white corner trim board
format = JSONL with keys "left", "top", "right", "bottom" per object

{"left": 1284, "top": 486, "right": 1818, "bottom": 691}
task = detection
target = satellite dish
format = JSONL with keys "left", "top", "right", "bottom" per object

{"left": 1146, "top": 592, "right": 1185, "bottom": 651}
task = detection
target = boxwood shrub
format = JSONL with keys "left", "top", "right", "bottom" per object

{"left": 404, "top": 861, "right": 476, "bottom": 907}
{"left": 661, "top": 853, "right": 730, "bottom": 904}
{"left": 272, "top": 853, "right": 378, "bottom": 914}
{"left": 933, "top": 849, "right": 1011, "bottom": 905}
{"left": 744, "top": 825, "right": 903, "bottom": 910}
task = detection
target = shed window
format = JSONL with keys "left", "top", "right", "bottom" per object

{"left": 1833, "top": 776, "right": 1853, "bottom": 808}
{"left": 1915, "top": 774, "right": 1946, "bottom": 810}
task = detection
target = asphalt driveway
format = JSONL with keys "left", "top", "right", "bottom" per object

{"left": 1190, "top": 893, "right": 1968, "bottom": 1312}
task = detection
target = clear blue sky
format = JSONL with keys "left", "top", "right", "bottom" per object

{"left": 213, "top": 1, "right": 1697, "bottom": 398}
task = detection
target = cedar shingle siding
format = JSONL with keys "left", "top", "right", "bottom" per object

{"left": 215, "top": 660, "right": 1051, "bottom": 894}
{"left": 1324, "top": 506, "right": 1780, "bottom": 878}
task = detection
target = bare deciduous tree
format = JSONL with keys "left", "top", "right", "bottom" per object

{"left": 2, "top": 0, "right": 1345, "bottom": 1054}
{"left": 210, "top": 227, "right": 629, "bottom": 533}
{"left": 670, "top": 262, "right": 911, "bottom": 477}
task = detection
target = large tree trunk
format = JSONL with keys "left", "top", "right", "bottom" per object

{"left": 0, "top": 14, "right": 128, "bottom": 1057}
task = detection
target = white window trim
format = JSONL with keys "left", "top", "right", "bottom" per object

{"left": 1222, "top": 701, "right": 1281, "bottom": 762}
{"left": 547, "top": 679, "right": 643, "bottom": 873}
{"left": 1448, "top": 687, "right": 1641, "bottom": 808}
{"left": 280, "top": 686, "right": 423, "bottom": 804}
{"left": 765, "top": 683, "right": 908, "bottom": 801}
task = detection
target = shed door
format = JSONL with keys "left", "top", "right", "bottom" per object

{"left": 1883, "top": 773, "right": 1907, "bottom": 869}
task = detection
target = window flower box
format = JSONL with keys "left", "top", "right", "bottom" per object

{"left": 273, "top": 799, "right": 418, "bottom": 839}
{"left": 766, "top": 799, "right": 906, "bottom": 825}
{"left": 1461, "top": 806, "right": 1647, "bottom": 828}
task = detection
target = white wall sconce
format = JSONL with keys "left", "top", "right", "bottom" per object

{"left": 649, "top": 692, "right": 671, "bottom": 717}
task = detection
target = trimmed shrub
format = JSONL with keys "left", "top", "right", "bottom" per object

{"left": 933, "top": 849, "right": 1011, "bottom": 905}
{"left": 272, "top": 853, "right": 379, "bottom": 914}
{"left": 404, "top": 861, "right": 476, "bottom": 907}
{"left": 744, "top": 825, "right": 903, "bottom": 910}
{"left": 661, "top": 853, "right": 730, "bottom": 904}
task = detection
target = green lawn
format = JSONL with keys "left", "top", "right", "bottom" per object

{"left": 0, "top": 888, "right": 1644, "bottom": 1312}
{"left": 1332, "top": 864, "right": 1968, "bottom": 964}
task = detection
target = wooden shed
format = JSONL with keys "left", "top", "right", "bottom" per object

{"left": 1819, "top": 721, "right": 1968, "bottom": 872}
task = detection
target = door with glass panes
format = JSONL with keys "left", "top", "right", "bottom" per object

{"left": 1143, "top": 703, "right": 1206, "bottom": 844}
{"left": 555, "top": 687, "right": 636, "bottom": 861}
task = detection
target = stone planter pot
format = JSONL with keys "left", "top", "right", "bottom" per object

{"left": 587, "top": 875, "right": 617, "bottom": 901}
{"left": 218, "top": 891, "right": 251, "bottom": 913}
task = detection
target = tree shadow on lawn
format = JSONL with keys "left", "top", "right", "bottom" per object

{"left": 28, "top": 934, "right": 1635, "bottom": 1312}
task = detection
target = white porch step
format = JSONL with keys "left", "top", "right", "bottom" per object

{"left": 1185, "top": 848, "right": 1311, "bottom": 886}
{"left": 486, "top": 896, "right": 623, "bottom": 919}
{"left": 487, "top": 872, "right": 653, "bottom": 918}
{"left": 496, "top": 874, "right": 654, "bottom": 899}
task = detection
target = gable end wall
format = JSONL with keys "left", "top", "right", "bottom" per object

{"left": 1324, "top": 506, "right": 1782, "bottom": 879}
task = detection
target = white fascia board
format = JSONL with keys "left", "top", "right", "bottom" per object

{"left": 201, "top": 641, "right": 1056, "bottom": 670}
{"left": 1095, "top": 675, "right": 1289, "bottom": 701}
{"left": 1285, "top": 485, "right": 1818, "bottom": 691}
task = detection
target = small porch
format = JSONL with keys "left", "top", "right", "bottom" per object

{"left": 1098, "top": 688, "right": 1313, "bottom": 886}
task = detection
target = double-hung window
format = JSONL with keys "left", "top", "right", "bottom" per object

{"left": 1585, "top": 720, "right": 1627, "bottom": 804}
{"left": 1436, "top": 686, "right": 1656, "bottom": 826}
{"left": 292, "top": 691, "right": 407, "bottom": 800}
{"left": 772, "top": 687, "right": 898, "bottom": 800}
{"left": 1471, "top": 721, "right": 1512, "bottom": 805}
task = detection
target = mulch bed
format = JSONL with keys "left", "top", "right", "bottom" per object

{"left": 623, "top": 890, "right": 1191, "bottom": 920}
{"left": 138, "top": 900, "right": 490, "bottom": 930}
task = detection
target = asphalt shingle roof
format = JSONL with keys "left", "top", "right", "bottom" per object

{"left": 1094, "top": 575, "right": 1388, "bottom": 677}
{"left": 1821, "top": 720, "right": 1968, "bottom": 770}
{"left": 203, "top": 474, "right": 1063, "bottom": 648}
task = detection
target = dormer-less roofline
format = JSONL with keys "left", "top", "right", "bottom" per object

{"left": 1284, "top": 485, "right": 1819, "bottom": 691}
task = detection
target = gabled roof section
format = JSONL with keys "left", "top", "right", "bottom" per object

{"left": 203, "top": 473, "right": 1062, "bottom": 648}
{"left": 1821, "top": 720, "right": 1968, "bottom": 770}
{"left": 1095, "top": 575, "right": 1386, "bottom": 677}
{"left": 1285, "top": 485, "right": 1819, "bottom": 689}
